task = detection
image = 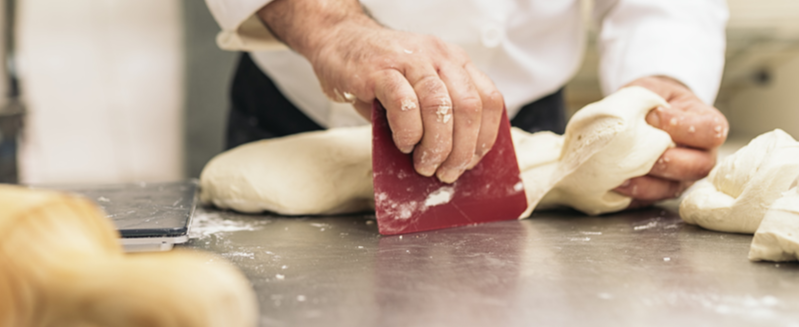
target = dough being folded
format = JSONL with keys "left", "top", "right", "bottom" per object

{"left": 680, "top": 129, "right": 799, "bottom": 234}
{"left": 516, "top": 86, "right": 672, "bottom": 216}
{"left": 679, "top": 129, "right": 799, "bottom": 262}
{"left": 749, "top": 186, "right": 799, "bottom": 261}
{"left": 201, "top": 86, "right": 672, "bottom": 218}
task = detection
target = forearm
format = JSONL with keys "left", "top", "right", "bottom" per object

{"left": 256, "top": 0, "right": 379, "bottom": 59}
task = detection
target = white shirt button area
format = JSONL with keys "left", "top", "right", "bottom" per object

{"left": 481, "top": 23, "right": 503, "bottom": 48}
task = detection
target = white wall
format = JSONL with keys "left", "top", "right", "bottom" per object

{"left": 17, "top": 0, "right": 184, "bottom": 184}
{"left": 718, "top": 0, "right": 799, "bottom": 139}
{"left": 722, "top": 56, "right": 799, "bottom": 139}
{"left": 183, "top": 0, "right": 238, "bottom": 178}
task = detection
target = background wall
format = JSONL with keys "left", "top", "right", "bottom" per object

{"left": 183, "top": 0, "right": 237, "bottom": 179}
{"left": 14, "top": 0, "right": 236, "bottom": 183}
{"left": 715, "top": 0, "right": 799, "bottom": 140}
{"left": 721, "top": 56, "right": 799, "bottom": 139}
{"left": 17, "top": 0, "right": 184, "bottom": 184}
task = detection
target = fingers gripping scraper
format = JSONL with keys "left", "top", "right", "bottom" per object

{"left": 371, "top": 101, "right": 528, "bottom": 235}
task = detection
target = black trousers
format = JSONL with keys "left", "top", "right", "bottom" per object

{"left": 226, "top": 53, "right": 565, "bottom": 149}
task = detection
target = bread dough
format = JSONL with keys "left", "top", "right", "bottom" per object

{"left": 679, "top": 129, "right": 799, "bottom": 262}
{"left": 201, "top": 86, "right": 672, "bottom": 217}
{"left": 749, "top": 186, "right": 799, "bottom": 261}
{"left": 200, "top": 127, "right": 375, "bottom": 215}
{"left": 0, "top": 185, "right": 257, "bottom": 326}
{"left": 680, "top": 129, "right": 799, "bottom": 233}
{"left": 515, "top": 86, "right": 673, "bottom": 216}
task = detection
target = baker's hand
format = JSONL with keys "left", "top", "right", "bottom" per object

{"left": 614, "top": 76, "right": 728, "bottom": 208}
{"left": 258, "top": 0, "right": 504, "bottom": 184}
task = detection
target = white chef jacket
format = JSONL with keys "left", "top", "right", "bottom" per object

{"left": 206, "top": 0, "right": 728, "bottom": 128}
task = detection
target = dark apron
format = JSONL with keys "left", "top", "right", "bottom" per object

{"left": 226, "top": 52, "right": 565, "bottom": 149}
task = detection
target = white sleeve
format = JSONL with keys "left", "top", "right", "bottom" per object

{"left": 204, "top": 0, "right": 288, "bottom": 51}
{"left": 596, "top": 0, "right": 728, "bottom": 104}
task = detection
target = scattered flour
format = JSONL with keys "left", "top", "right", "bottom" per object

{"left": 435, "top": 101, "right": 452, "bottom": 124}
{"left": 424, "top": 186, "right": 455, "bottom": 207}
{"left": 633, "top": 221, "right": 658, "bottom": 231}
{"left": 189, "top": 211, "right": 262, "bottom": 239}
{"left": 641, "top": 291, "right": 783, "bottom": 320}
{"left": 223, "top": 252, "right": 255, "bottom": 259}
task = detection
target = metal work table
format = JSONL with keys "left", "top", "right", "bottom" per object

{"left": 181, "top": 201, "right": 799, "bottom": 327}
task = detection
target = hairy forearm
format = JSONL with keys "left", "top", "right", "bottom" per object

{"left": 257, "top": 0, "right": 378, "bottom": 58}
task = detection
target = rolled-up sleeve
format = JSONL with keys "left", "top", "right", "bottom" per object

{"left": 205, "top": 0, "right": 287, "bottom": 51}
{"left": 596, "top": 0, "right": 728, "bottom": 104}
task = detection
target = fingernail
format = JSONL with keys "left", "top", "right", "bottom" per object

{"left": 399, "top": 145, "right": 414, "bottom": 154}
{"left": 436, "top": 169, "right": 460, "bottom": 184}
{"left": 646, "top": 109, "right": 661, "bottom": 127}
{"left": 466, "top": 153, "right": 481, "bottom": 169}
{"left": 619, "top": 179, "right": 631, "bottom": 188}
{"left": 415, "top": 150, "right": 436, "bottom": 176}
{"left": 416, "top": 164, "right": 437, "bottom": 177}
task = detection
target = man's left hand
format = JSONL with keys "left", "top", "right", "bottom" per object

{"left": 613, "top": 76, "right": 729, "bottom": 208}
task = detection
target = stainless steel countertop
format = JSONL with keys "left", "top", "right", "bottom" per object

{"left": 180, "top": 202, "right": 799, "bottom": 327}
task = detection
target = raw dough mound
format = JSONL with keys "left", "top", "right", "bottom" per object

{"left": 749, "top": 186, "right": 799, "bottom": 261}
{"left": 680, "top": 129, "right": 799, "bottom": 234}
{"left": 200, "top": 127, "right": 375, "bottom": 215}
{"left": 0, "top": 184, "right": 258, "bottom": 327}
{"left": 200, "top": 86, "right": 672, "bottom": 217}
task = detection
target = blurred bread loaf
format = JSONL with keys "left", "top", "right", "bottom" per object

{"left": 0, "top": 184, "right": 257, "bottom": 327}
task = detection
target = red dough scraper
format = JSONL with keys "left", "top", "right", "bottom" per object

{"left": 371, "top": 101, "right": 528, "bottom": 235}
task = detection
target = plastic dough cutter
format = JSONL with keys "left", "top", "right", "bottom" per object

{"left": 371, "top": 101, "right": 528, "bottom": 235}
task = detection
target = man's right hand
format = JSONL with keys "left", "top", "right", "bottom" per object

{"left": 258, "top": 0, "right": 504, "bottom": 184}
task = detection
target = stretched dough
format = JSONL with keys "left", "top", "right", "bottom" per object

{"left": 0, "top": 185, "right": 258, "bottom": 327}
{"left": 680, "top": 129, "right": 799, "bottom": 234}
{"left": 201, "top": 86, "right": 672, "bottom": 217}
{"left": 516, "top": 86, "right": 673, "bottom": 216}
